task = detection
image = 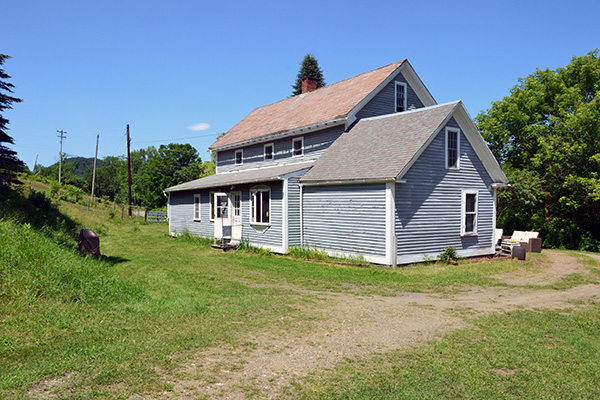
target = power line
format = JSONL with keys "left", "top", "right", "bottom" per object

{"left": 57, "top": 130, "right": 67, "bottom": 183}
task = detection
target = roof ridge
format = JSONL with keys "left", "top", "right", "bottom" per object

{"left": 250, "top": 59, "right": 407, "bottom": 112}
{"left": 357, "top": 100, "right": 461, "bottom": 123}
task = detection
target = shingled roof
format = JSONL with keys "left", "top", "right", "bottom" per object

{"left": 210, "top": 60, "right": 408, "bottom": 150}
{"left": 300, "top": 102, "right": 461, "bottom": 184}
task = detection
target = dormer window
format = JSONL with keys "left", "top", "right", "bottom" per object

{"left": 395, "top": 81, "right": 407, "bottom": 112}
{"left": 292, "top": 137, "right": 304, "bottom": 157}
{"left": 235, "top": 150, "right": 243, "bottom": 165}
{"left": 264, "top": 143, "right": 274, "bottom": 160}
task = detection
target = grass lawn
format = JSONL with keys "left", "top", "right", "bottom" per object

{"left": 1, "top": 194, "right": 599, "bottom": 399}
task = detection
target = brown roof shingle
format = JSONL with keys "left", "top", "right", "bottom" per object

{"left": 300, "top": 102, "right": 460, "bottom": 184}
{"left": 210, "top": 60, "right": 406, "bottom": 150}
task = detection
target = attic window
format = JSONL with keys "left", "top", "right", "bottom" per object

{"left": 395, "top": 81, "right": 407, "bottom": 112}
{"left": 292, "top": 137, "right": 304, "bottom": 157}
{"left": 445, "top": 127, "right": 460, "bottom": 169}
{"left": 264, "top": 143, "right": 274, "bottom": 160}
{"left": 235, "top": 150, "right": 243, "bottom": 165}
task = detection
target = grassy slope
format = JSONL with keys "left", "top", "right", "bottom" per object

{"left": 1, "top": 185, "right": 599, "bottom": 399}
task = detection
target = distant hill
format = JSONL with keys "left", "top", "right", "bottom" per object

{"left": 44, "top": 157, "right": 102, "bottom": 177}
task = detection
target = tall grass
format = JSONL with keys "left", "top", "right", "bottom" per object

{"left": 0, "top": 218, "right": 144, "bottom": 306}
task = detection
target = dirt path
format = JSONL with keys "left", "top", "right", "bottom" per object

{"left": 147, "top": 251, "right": 600, "bottom": 400}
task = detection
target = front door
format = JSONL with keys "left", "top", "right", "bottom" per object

{"left": 213, "top": 192, "right": 242, "bottom": 241}
{"left": 231, "top": 192, "right": 242, "bottom": 242}
{"left": 213, "top": 192, "right": 231, "bottom": 239}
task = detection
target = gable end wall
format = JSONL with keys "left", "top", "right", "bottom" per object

{"left": 395, "top": 117, "right": 495, "bottom": 260}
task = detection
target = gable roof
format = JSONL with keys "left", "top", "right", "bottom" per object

{"left": 300, "top": 101, "right": 508, "bottom": 185}
{"left": 210, "top": 60, "right": 435, "bottom": 151}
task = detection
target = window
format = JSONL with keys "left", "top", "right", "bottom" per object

{"left": 250, "top": 186, "right": 270, "bottom": 225}
{"left": 209, "top": 191, "right": 215, "bottom": 220}
{"left": 462, "top": 190, "right": 478, "bottom": 236}
{"left": 446, "top": 127, "right": 460, "bottom": 169}
{"left": 395, "top": 81, "right": 407, "bottom": 112}
{"left": 193, "top": 194, "right": 201, "bottom": 221}
{"left": 264, "top": 143, "right": 274, "bottom": 160}
{"left": 235, "top": 150, "right": 243, "bottom": 165}
{"left": 292, "top": 137, "right": 303, "bottom": 157}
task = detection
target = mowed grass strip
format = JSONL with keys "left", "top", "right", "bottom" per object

{"left": 291, "top": 305, "right": 600, "bottom": 400}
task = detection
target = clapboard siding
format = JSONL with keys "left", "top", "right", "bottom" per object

{"left": 217, "top": 125, "right": 345, "bottom": 172}
{"left": 169, "top": 190, "right": 213, "bottom": 238}
{"left": 302, "top": 184, "right": 387, "bottom": 257}
{"left": 287, "top": 176, "right": 302, "bottom": 246}
{"left": 395, "top": 118, "right": 494, "bottom": 258}
{"left": 355, "top": 71, "right": 425, "bottom": 120}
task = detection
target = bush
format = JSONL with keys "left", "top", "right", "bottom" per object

{"left": 438, "top": 246, "right": 460, "bottom": 264}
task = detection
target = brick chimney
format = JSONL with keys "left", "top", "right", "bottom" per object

{"left": 301, "top": 77, "right": 318, "bottom": 94}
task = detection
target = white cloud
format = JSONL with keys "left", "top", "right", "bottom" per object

{"left": 187, "top": 122, "right": 211, "bottom": 131}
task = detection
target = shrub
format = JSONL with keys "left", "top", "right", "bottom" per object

{"left": 438, "top": 246, "right": 460, "bottom": 264}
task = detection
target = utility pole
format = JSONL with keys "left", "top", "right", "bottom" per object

{"left": 56, "top": 130, "right": 67, "bottom": 183}
{"left": 90, "top": 134, "right": 99, "bottom": 209}
{"left": 126, "top": 124, "right": 133, "bottom": 217}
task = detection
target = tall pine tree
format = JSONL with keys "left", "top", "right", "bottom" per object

{"left": 291, "top": 54, "right": 326, "bottom": 96}
{"left": 0, "top": 54, "right": 24, "bottom": 187}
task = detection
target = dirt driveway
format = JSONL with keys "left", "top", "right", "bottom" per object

{"left": 148, "top": 251, "right": 600, "bottom": 399}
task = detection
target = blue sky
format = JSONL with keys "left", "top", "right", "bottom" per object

{"left": 2, "top": 0, "right": 599, "bottom": 169}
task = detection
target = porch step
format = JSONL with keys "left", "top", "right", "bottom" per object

{"left": 210, "top": 243, "right": 238, "bottom": 252}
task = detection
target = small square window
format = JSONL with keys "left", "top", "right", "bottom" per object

{"left": 264, "top": 144, "right": 274, "bottom": 160}
{"left": 235, "top": 150, "right": 243, "bottom": 165}
{"left": 292, "top": 137, "right": 303, "bottom": 157}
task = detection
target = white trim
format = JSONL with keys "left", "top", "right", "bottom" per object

{"left": 299, "top": 184, "right": 304, "bottom": 246}
{"left": 193, "top": 193, "right": 201, "bottom": 221}
{"left": 210, "top": 118, "right": 346, "bottom": 152}
{"left": 282, "top": 178, "right": 289, "bottom": 253}
{"left": 385, "top": 182, "right": 396, "bottom": 266}
{"left": 445, "top": 127, "right": 461, "bottom": 170}
{"left": 394, "top": 81, "right": 407, "bottom": 113}
{"left": 264, "top": 142, "right": 274, "bottom": 161}
{"left": 461, "top": 189, "right": 479, "bottom": 236}
{"left": 235, "top": 149, "right": 243, "bottom": 165}
{"left": 492, "top": 186, "right": 498, "bottom": 252}
{"left": 292, "top": 137, "right": 304, "bottom": 157}
{"left": 300, "top": 178, "right": 395, "bottom": 187}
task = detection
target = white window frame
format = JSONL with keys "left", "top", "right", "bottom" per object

{"left": 250, "top": 185, "right": 271, "bottom": 226}
{"left": 264, "top": 143, "right": 274, "bottom": 161}
{"left": 445, "top": 127, "right": 460, "bottom": 170}
{"left": 395, "top": 81, "right": 407, "bottom": 113}
{"left": 209, "top": 191, "right": 216, "bottom": 221}
{"left": 292, "top": 137, "right": 304, "bottom": 157}
{"left": 235, "top": 149, "right": 243, "bottom": 165}
{"left": 461, "top": 189, "right": 478, "bottom": 236}
{"left": 193, "top": 194, "right": 201, "bottom": 221}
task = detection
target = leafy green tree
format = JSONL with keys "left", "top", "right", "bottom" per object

{"left": 477, "top": 49, "right": 600, "bottom": 250}
{"left": 0, "top": 54, "right": 24, "bottom": 187}
{"left": 291, "top": 53, "right": 326, "bottom": 96}
{"left": 136, "top": 143, "right": 207, "bottom": 208}
{"left": 94, "top": 156, "right": 125, "bottom": 201}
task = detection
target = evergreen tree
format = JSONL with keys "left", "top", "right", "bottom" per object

{"left": 0, "top": 54, "right": 24, "bottom": 187}
{"left": 291, "top": 53, "right": 326, "bottom": 96}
